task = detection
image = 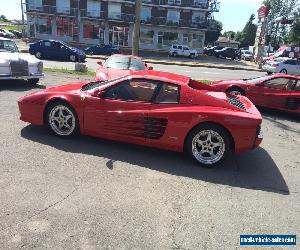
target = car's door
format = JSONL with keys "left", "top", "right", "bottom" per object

{"left": 83, "top": 79, "right": 159, "bottom": 145}
{"left": 145, "top": 82, "right": 184, "bottom": 150}
{"left": 282, "top": 60, "right": 298, "bottom": 75}
{"left": 39, "top": 41, "right": 52, "bottom": 59}
{"left": 251, "top": 77, "right": 297, "bottom": 109}
{"left": 182, "top": 46, "right": 190, "bottom": 56}
{"left": 50, "top": 41, "right": 63, "bottom": 60}
{"left": 177, "top": 45, "right": 183, "bottom": 56}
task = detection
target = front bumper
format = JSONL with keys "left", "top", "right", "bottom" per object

{"left": 0, "top": 73, "right": 44, "bottom": 80}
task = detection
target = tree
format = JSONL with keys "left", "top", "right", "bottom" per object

{"left": 287, "top": 13, "right": 300, "bottom": 45}
{"left": 263, "top": 0, "right": 298, "bottom": 47}
{"left": 223, "top": 31, "right": 236, "bottom": 40}
{"left": 236, "top": 14, "right": 257, "bottom": 47}
{"left": 0, "top": 15, "right": 8, "bottom": 21}
{"left": 205, "top": 20, "right": 223, "bottom": 45}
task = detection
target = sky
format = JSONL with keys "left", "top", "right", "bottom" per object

{"left": 4, "top": 0, "right": 264, "bottom": 32}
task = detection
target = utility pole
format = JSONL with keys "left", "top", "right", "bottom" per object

{"left": 132, "top": 0, "right": 142, "bottom": 56}
{"left": 20, "top": 0, "right": 25, "bottom": 37}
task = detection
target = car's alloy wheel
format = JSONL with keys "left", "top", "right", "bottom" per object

{"left": 280, "top": 69, "right": 287, "bottom": 74}
{"left": 28, "top": 78, "right": 39, "bottom": 85}
{"left": 70, "top": 55, "right": 76, "bottom": 62}
{"left": 186, "top": 124, "right": 231, "bottom": 167}
{"left": 172, "top": 52, "right": 178, "bottom": 57}
{"left": 47, "top": 104, "right": 77, "bottom": 136}
{"left": 228, "top": 88, "right": 244, "bottom": 96}
{"left": 35, "top": 51, "right": 42, "bottom": 59}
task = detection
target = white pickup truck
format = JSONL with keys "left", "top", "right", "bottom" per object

{"left": 169, "top": 44, "right": 198, "bottom": 58}
{"left": 0, "top": 37, "right": 44, "bottom": 85}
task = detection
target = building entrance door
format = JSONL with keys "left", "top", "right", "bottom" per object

{"left": 109, "top": 26, "right": 128, "bottom": 46}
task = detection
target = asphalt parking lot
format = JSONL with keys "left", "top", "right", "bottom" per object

{"left": 0, "top": 73, "right": 299, "bottom": 249}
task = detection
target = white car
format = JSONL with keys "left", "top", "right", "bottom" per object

{"left": 241, "top": 50, "right": 253, "bottom": 61}
{"left": 0, "top": 37, "right": 44, "bottom": 84}
{"left": 169, "top": 44, "right": 198, "bottom": 58}
{"left": 262, "top": 57, "right": 300, "bottom": 75}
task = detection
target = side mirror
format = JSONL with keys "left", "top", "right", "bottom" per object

{"left": 97, "top": 60, "right": 103, "bottom": 66}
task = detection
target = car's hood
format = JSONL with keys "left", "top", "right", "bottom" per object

{"left": 99, "top": 68, "right": 137, "bottom": 80}
{"left": 44, "top": 82, "right": 87, "bottom": 93}
{"left": 0, "top": 52, "right": 41, "bottom": 64}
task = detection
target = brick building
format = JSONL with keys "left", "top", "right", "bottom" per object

{"left": 25, "top": 0, "right": 219, "bottom": 50}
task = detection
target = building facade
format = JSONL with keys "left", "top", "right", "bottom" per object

{"left": 25, "top": 0, "right": 219, "bottom": 51}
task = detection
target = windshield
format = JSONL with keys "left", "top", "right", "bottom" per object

{"left": 0, "top": 40, "right": 19, "bottom": 53}
{"left": 82, "top": 76, "right": 128, "bottom": 91}
{"left": 245, "top": 76, "right": 273, "bottom": 84}
{"left": 104, "top": 56, "right": 145, "bottom": 70}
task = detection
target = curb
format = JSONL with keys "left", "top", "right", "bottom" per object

{"left": 21, "top": 49, "right": 263, "bottom": 72}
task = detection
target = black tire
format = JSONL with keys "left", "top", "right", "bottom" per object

{"left": 190, "top": 53, "right": 195, "bottom": 59}
{"left": 28, "top": 78, "right": 39, "bottom": 85}
{"left": 172, "top": 52, "right": 178, "bottom": 57}
{"left": 267, "top": 72, "right": 273, "bottom": 75}
{"left": 226, "top": 87, "right": 245, "bottom": 96}
{"left": 70, "top": 54, "right": 76, "bottom": 62}
{"left": 185, "top": 123, "right": 232, "bottom": 168}
{"left": 280, "top": 69, "right": 287, "bottom": 74}
{"left": 45, "top": 101, "right": 79, "bottom": 137}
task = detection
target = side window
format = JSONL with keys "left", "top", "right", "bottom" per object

{"left": 294, "top": 81, "right": 300, "bottom": 91}
{"left": 264, "top": 78, "right": 290, "bottom": 90}
{"left": 173, "top": 45, "right": 177, "bottom": 49}
{"left": 285, "top": 60, "right": 296, "bottom": 65}
{"left": 44, "top": 41, "right": 51, "bottom": 47}
{"left": 183, "top": 46, "right": 189, "bottom": 50}
{"left": 103, "top": 80, "right": 158, "bottom": 102}
{"left": 178, "top": 46, "right": 182, "bottom": 50}
{"left": 155, "top": 83, "right": 180, "bottom": 104}
{"left": 286, "top": 79, "right": 298, "bottom": 90}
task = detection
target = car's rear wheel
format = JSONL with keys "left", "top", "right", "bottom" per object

{"left": 280, "top": 69, "right": 288, "bottom": 74}
{"left": 88, "top": 51, "right": 93, "bottom": 55}
{"left": 172, "top": 52, "right": 178, "bottom": 57}
{"left": 35, "top": 51, "right": 42, "bottom": 59}
{"left": 190, "top": 53, "right": 196, "bottom": 59}
{"left": 70, "top": 55, "right": 76, "bottom": 62}
{"left": 28, "top": 78, "right": 39, "bottom": 85}
{"left": 186, "top": 124, "right": 232, "bottom": 167}
{"left": 226, "top": 87, "right": 245, "bottom": 96}
{"left": 46, "top": 102, "right": 79, "bottom": 137}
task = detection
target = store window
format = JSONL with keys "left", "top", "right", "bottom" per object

{"left": 158, "top": 32, "right": 178, "bottom": 46}
{"left": 83, "top": 23, "right": 104, "bottom": 40}
{"left": 56, "top": 18, "right": 77, "bottom": 37}
{"left": 140, "top": 29, "right": 154, "bottom": 44}
{"left": 192, "top": 12, "right": 205, "bottom": 24}
{"left": 87, "top": 0, "right": 101, "bottom": 17}
{"left": 36, "top": 18, "right": 52, "bottom": 34}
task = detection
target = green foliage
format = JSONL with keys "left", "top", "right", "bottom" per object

{"left": 287, "top": 13, "right": 300, "bottom": 45}
{"left": 235, "top": 14, "right": 257, "bottom": 47}
{"left": 223, "top": 31, "right": 236, "bottom": 40}
{"left": 263, "top": 0, "right": 298, "bottom": 47}
{"left": 0, "top": 15, "right": 8, "bottom": 21}
{"left": 205, "top": 20, "right": 223, "bottom": 45}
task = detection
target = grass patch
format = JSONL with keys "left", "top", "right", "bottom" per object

{"left": 197, "top": 80, "right": 212, "bottom": 84}
{"left": 44, "top": 67, "right": 95, "bottom": 77}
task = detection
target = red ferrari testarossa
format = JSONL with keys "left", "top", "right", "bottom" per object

{"left": 18, "top": 70, "right": 263, "bottom": 167}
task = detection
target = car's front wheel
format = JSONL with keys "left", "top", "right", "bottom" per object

{"left": 280, "top": 69, "right": 287, "bottom": 74}
{"left": 186, "top": 124, "right": 231, "bottom": 167}
{"left": 35, "top": 51, "right": 42, "bottom": 59}
{"left": 46, "top": 102, "right": 79, "bottom": 137}
{"left": 70, "top": 55, "right": 76, "bottom": 62}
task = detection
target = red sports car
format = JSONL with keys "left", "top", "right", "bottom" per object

{"left": 95, "top": 54, "right": 153, "bottom": 81}
{"left": 206, "top": 74, "right": 300, "bottom": 114}
{"left": 18, "top": 71, "right": 262, "bottom": 167}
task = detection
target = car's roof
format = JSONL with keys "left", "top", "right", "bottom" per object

{"left": 129, "top": 70, "right": 190, "bottom": 85}
{"left": 109, "top": 54, "right": 142, "bottom": 60}
{"left": 0, "top": 37, "right": 12, "bottom": 41}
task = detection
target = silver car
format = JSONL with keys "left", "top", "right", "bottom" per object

{"left": 263, "top": 57, "right": 300, "bottom": 75}
{"left": 0, "top": 37, "right": 44, "bottom": 85}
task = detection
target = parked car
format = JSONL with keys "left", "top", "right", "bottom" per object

{"left": 0, "top": 37, "right": 44, "bottom": 85}
{"left": 214, "top": 47, "right": 240, "bottom": 60}
{"left": 241, "top": 51, "right": 253, "bottom": 61}
{"left": 169, "top": 44, "right": 198, "bottom": 58}
{"left": 84, "top": 44, "right": 120, "bottom": 55}
{"left": 205, "top": 74, "right": 300, "bottom": 114}
{"left": 203, "top": 46, "right": 224, "bottom": 56}
{"left": 29, "top": 40, "right": 86, "bottom": 62}
{"left": 263, "top": 58, "right": 300, "bottom": 75}
{"left": 95, "top": 54, "right": 153, "bottom": 81}
{"left": 263, "top": 46, "right": 300, "bottom": 63}
{"left": 0, "top": 29, "right": 15, "bottom": 38}
{"left": 8, "top": 30, "right": 22, "bottom": 39}
{"left": 18, "top": 70, "right": 263, "bottom": 167}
